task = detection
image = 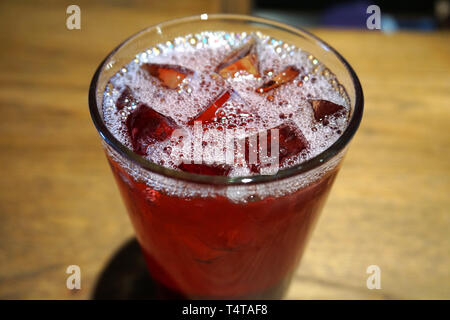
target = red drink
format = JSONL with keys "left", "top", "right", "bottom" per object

{"left": 89, "top": 15, "right": 363, "bottom": 299}
{"left": 108, "top": 156, "right": 339, "bottom": 298}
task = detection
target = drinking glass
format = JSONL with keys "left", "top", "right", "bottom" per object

{"left": 89, "top": 14, "right": 363, "bottom": 299}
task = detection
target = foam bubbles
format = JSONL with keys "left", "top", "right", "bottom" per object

{"left": 101, "top": 31, "right": 351, "bottom": 201}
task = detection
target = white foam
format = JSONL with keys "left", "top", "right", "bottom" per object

{"left": 102, "top": 31, "right": 350, "bottom": 202}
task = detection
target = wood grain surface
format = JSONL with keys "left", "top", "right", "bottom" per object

{"left": 0, "top": 0, "right": 449, "bottom": 299}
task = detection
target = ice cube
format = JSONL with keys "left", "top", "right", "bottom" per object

{"left": 116, "top": 86, "right": 136, "bottom": 111}
{"left": 141, "top": 63, "right": 194, "bottom": 89}
{"left": 256, "top": 66, "right": 300, "bottom": 93}
{"left": 189, "top": 89, "right": 259, "bottom": 131}
{"left": 310, "top": 99, "right": 345, "bottom": 123}
{"left": 276, "top": 122, "right": 308, "bottom": 162}
{"left": 215, "top": 38, "right": 260, "bottom": 78}
{"left": 126, "top": 104, "right": 178, "bottom": 155}
{"left": 188, "top": 90, "right": 232, "bottom": 125}
{"left": 178, "top": 163, "right": 231, "bottom": 176}
{"left": 245, "top": 121, "right": 308, "bottom": 173}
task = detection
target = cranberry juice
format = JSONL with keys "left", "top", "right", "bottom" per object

{"left": 102, "top": 31, "right": 350, "bottom": 298}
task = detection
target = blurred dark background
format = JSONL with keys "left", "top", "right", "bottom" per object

{"left": 227, "top": 0, "right": 450, "bottom": 30}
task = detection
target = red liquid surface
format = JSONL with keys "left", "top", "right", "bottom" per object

{"left": 108, "top": 156, "right": 339, "bottom": 299}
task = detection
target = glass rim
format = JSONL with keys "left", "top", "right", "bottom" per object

{"left": 89, "top": 14, "right": 364, "bottom": 186}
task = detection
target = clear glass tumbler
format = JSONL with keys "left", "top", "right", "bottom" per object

{"left": 89, "top": 14, "right": 363, "bottom": 299}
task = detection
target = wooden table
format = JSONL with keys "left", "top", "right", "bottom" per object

{"left": 0, "top": 1, "right": 449, "bottom": 299}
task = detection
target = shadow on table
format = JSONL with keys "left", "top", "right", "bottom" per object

{"left": 92, "top": 238, "right": 184, "bottom": 300}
